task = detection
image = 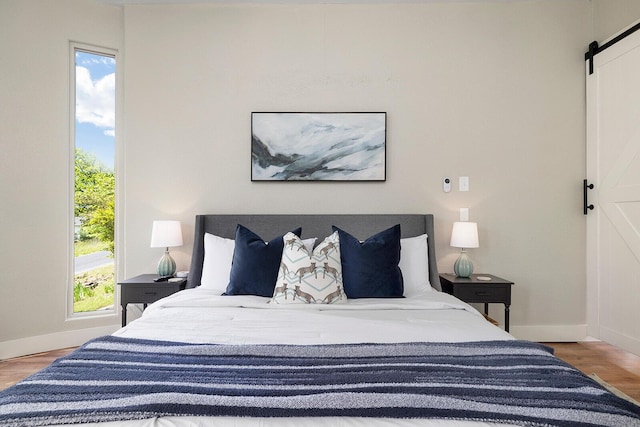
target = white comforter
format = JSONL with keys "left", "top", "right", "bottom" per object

{"left": 114, "top": 288, "right": 513, "bottom": 345}
{"left": 73, "top": 289, "right": 517, "bottom": 427}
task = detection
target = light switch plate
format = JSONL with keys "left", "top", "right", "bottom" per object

{"left": 459, "top": 176, "right": 469, "bottom": 192}
{"left": 460, "top": 208, "right": 469, "bottom": 222}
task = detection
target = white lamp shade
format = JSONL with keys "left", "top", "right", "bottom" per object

{"left": 450, "top": 221, "right": 479, "bottom": 249}
{"left": 150, "top": 220, "right": 183, "bottom": 248}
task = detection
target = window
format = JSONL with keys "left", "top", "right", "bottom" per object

{"left": 70, "top": 44, "right": 117, "bottom": 316}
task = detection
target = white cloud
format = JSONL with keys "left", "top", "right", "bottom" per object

{"left": 79, "top": 56, "right": 115, "bottom": 68}
{"left": 75, "top": 66, "right": 115, "bottom": 133}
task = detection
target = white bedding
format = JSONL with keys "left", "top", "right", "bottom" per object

{"left": 86, "top": 289, "right": 521, "bottom": 427}
{"left": 114, "top": 288, "right": 513, "bottom": 345}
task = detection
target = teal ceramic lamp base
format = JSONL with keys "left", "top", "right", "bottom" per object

{"left": 157, "top": 249, "right": 176, "bottom": 277}
{"left": 454, "top": 250, "right": 473, "bottom": 278}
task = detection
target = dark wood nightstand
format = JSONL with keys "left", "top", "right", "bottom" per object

{"left": 117, "top": 274, "right": 186, "bottom": 327}
{"left": 439, "top": 273, "right": 513, "bottom": 332}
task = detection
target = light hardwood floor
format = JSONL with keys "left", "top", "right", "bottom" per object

{"left": 547, "top": 341, "right": 640, "bottom": 402}
{"left": 1, "top": 342, "right": 640, "bottom": 402}
{"left": 1, "top": 347, "right": 76, "bottom": 391}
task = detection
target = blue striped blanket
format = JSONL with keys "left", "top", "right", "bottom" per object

{"left": 1, "top": 336, "right": 639, "bottom": 426}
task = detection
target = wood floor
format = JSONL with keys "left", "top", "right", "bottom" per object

{"left": 1, "top": 347, "right": 76, "bottom": 391}
{"left": 1, "top": 341, "right": 640, "bottom": 402}
{"left": 547, "top": 341, "right": 640, "bottom": 402}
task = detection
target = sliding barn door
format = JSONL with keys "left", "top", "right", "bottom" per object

{"left": 586, "top": 27, "right": 640, "bottom": 356}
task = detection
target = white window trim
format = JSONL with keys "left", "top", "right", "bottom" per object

{"left": 67, "top": 41, "right": 122, "bottom": 321}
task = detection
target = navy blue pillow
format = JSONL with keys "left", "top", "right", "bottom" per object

{"left": 226, "top": 225, "right": 302, "bottom": 297}
{"left": 333, "top": 224, "right": 404, "bottom": 298}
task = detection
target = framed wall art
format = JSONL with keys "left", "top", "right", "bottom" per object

{"left": 251, "top": 112, "right": 386, "bottom": 181}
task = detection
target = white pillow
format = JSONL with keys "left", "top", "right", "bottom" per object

{"left": 200, "top": 233, "right": 235, "bottom": 293}
{"left": 271, "top": 232, "right": 346, "bottom": 304}
{"left": 399, "top": 234, "right": 432, "bottom": 296}
{"left": 200, "top": 232, "right": 317, "bottom": 293}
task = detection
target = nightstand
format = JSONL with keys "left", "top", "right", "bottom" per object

{"left": 439, "top": 273, "right": 513, "bottom": 332}
{"left": 117, "top": 274, "right": 186, "bottom": 327}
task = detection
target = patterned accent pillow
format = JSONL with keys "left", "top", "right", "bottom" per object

{"left": 271, "top": 231, "right": 346, "bottom": 304}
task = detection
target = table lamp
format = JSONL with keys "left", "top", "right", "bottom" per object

{"left": 450, "top": 221, "right": 479, "bottom": 278}
{"left": 150, "top": 220, "right": 183, "bottom": 277}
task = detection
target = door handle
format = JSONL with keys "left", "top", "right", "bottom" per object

{"left": 584, "top": 179, "right": 594, "bottom": 215}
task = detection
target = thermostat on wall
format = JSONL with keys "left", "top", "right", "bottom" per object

{"left": 443, "top": 177, "right": 451, "bottom": 193}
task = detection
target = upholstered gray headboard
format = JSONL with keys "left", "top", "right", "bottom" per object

{"left": 186, "top": 214, "right": 441, "bottom": 291}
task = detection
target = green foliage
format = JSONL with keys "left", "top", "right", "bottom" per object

{"left": 104, "top": 281, "right": 115, "bottom": 295}
{"left": 74, "top": 149, "right": 115, "bottom": 312}
{"left": 86, "top": 199, "right": 115, "bottom": 252}
{"left": 75, "top": 239, "right": 111, "bottom": 257}
{"left": 74, "top": 265, "right": 115, "bottom": 312}
{"left": 74, "top": 279, "right": 95, "bottom": 302}
{"left": 75, "top": 148, "right": 114, "bottom": 252}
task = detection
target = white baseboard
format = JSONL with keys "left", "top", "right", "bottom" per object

{"left": 599, "top": 326, "right": 640, "bottom": 356}
{"left": 509, "top": 324, "right": 589, "bottom": 342}
{"left": 1, "top": 325, "right": 120, "bottom": 360}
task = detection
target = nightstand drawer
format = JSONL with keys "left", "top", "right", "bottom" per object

{"left": 118, "top": 274, "right": 187, "bottom": 327}
{"left": 121, "top": 285, "right": 178, "bottom": 303}
{"left": 453, "top": 285, "right": 509, "bottom": 303}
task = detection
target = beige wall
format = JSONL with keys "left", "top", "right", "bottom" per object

{"left": 593, "top": 0, "right": 640, "bottom": 42}
{"left": 0, "top": 0, "right": 123, "bottom": 357}
{"left": 3, "top": 0, "right": 640, "bottom": 358}
{"left": 122, "top": 1, "right": 590, "bottom": 341}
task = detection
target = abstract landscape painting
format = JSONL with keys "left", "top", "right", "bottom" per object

{"left": 251, "top": 112, "right": 386, "bottom": 181}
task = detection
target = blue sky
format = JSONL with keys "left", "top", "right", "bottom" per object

{"left": 75, "top": 51, "right": 115, "bottom": 170}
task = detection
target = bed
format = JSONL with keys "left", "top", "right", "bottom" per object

{"left": 1, "top": 214, "right": 640, "bottom": 427}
